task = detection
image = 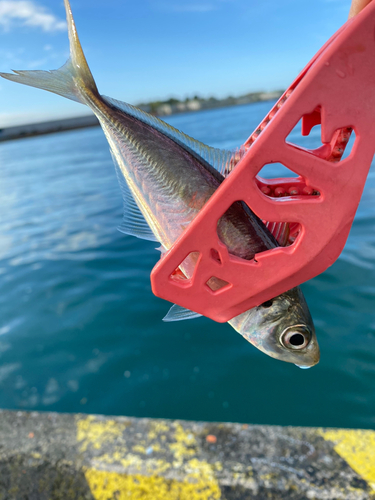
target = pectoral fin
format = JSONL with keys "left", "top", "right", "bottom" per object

{"left": 163, "top": 304, "right": 202, "bottom": 322}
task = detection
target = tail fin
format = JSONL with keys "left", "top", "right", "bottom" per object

{"left": 0, "top": 0, "right": 98, "bottom": 105}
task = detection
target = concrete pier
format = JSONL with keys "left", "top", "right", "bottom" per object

{"left": 0, "top": 410, "right": 374, "bottom": 499}
{"left": 0, "top": 115, "right": 99, "bottom": 142}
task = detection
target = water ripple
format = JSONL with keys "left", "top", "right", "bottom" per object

{"left": 0, "top": 104, "right": 374, "bottom": 427}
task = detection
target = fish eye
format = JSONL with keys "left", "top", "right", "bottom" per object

{"left": 280, "top": 326, "right": 311, "bottom": 350}
{"left": 261, "top": 300, "right": 273, "bottom": 308}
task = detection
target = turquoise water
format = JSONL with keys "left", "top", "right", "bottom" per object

{"left": 0, "top": 101, "right": 374, "bottom": 429}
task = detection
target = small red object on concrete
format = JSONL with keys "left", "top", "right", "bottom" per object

{"left": 151, "top": 2, "right": 375, "bottom": 322}
{"left": 206, "top": 435, "right": 217, "bottom": 444}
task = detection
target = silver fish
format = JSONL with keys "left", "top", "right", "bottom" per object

{"left": 0, "top": 0, "right": 320, "bottom": 367}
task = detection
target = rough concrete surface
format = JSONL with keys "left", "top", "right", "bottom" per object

{"left": 0, "top": 410, "right": 373, "bottom": 499}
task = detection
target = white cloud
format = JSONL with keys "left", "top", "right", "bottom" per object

{"left": 0, "top": 47, "right": 24, "bottom": 66}
{"left": 0, "top": 1, "right": 66, "bottom": 32}
{"left": 157, "top": 0, "right": 232, "bottom": 13}
{"left": 26, "top": 56, "right": 49, "bottom": 68}
{"left": 0, "top": 45, "right": 62, "bottom": 69}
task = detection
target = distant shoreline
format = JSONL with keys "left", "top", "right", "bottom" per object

{"left": 137, "top": 90, "right": 283, "bottom": 116}
{"left": 0, "top": 90, "right": 283, "bottom": 143}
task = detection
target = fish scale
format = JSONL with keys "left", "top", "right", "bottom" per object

{"left": 99, "top": 99, "right": 271, "bottom": 258}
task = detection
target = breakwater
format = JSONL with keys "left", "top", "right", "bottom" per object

{"left": 0, "top": 114, "right": 99, "bottom": 142}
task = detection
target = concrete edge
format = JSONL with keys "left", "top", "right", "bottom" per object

{"left": 0, "top": 410, "right": 374, "bottom": 499}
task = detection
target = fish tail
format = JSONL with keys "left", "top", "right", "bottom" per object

{"left": 0, "top": 0, "right": 98, "bottom": 105}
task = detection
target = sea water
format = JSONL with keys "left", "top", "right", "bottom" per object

{"left": 0, "top": 101, "right": 374, "bottom": 429}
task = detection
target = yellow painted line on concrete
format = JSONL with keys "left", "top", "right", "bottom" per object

{"left": 76, "top": 416, "right": 222, "bottom": 500}
{"left": 76, "top": 415, "right": 126, "bottom": 453}
{"left": 84, "top": 468, "right": 221, "bottom": 500}
{"left": 319, "top": 428, "right": 375, "bottom": 491}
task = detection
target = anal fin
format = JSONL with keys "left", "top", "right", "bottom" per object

{"left": 111, "top": 152, "right": 158, "bottom": 242}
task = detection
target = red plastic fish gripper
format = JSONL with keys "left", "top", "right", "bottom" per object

{"left": 151, "top": 2, "right": 375, "bottom": 322}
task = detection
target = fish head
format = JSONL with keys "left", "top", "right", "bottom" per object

{"left": 229, "top": 287, "right": 319, "bottom": 367}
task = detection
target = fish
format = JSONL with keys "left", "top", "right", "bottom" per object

{"left": 0, "top": 0, "right": 320, "bottom": 367}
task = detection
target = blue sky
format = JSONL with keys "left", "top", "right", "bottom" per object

{"left": 0, "top": 0, "right": 352, "bottom": 126}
